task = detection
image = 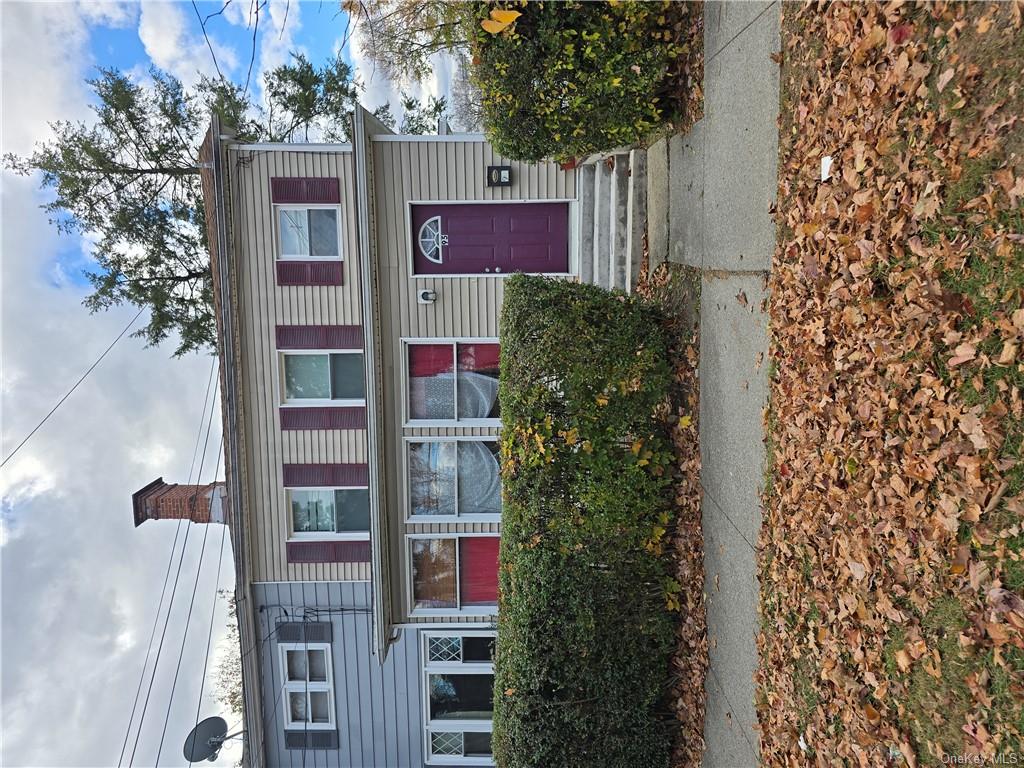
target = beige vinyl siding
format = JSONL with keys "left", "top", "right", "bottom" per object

{"left": 370, "top": 139, "right": 576, "bottom": 621}
{"left": 228, "top": 147, "right": 369, "bottom": 582}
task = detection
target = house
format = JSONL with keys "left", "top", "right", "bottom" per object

{"left": 131, "top": 107, "right": 579, "bottom": 767}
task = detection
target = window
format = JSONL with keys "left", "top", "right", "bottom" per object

{"left": 405, "top": 341, "right": 500, "bottom": 424}
{"left": 288, "top": 488, "right": 370, "bottom": 539}
{"left": 277, "top": 206, "right": 341, "bottom": 260}
{"left": 283, "top": 352, "right": 365, "bottom": 404}
{"left": 410, "top": 536, "right": 499, "bottom": 612}
{"left": 408, "top": 440, "right": 501, "bottom": 519}
{"left": 279, "top": 644, "right": 335, "bottom": 730}
{"left": 422, "top": 632, "right": 496, "bottom": 765}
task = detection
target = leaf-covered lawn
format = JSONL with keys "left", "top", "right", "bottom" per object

{"left": 760, "top": 2, "right": 1024, "bottom": 765}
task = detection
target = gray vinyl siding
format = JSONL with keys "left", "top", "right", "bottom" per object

{"left": 253, "top": 581, "right": 426, "bottom": 768}
{"left": 227, "top": 148, "right": 369, "bottom": 583}
{"left": 369, "top": 139, "right": 576, "bottom": 622}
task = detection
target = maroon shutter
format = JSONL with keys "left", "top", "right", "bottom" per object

{"left": 287, "top": 540, "right": 371, "bottom": 563}
{"left": 276, "top": 261, "right": 344, "bottom": 286}
{"left": 283, "top": 463, "right": 369, "bottom": 487}
{"left": 276, "top": 325, "right": 363, "bottom": 350}
{"left": 271, "top": 177, "right": 340, "bottom": 204}
{"left": 280, "top": 407, "right": 367, "bottom": 430}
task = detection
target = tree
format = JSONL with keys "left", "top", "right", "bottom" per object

{"left": 342, "top": 0, "right": 475, "bottom": 83}
{"left": 4, "top": 54, "right": 433, "bottom": 356}
{"left": 213, "top": 589, "right": 243, "bottom": 719}
{"left": 372, "top": 93, "right": 448, "bottom": 135}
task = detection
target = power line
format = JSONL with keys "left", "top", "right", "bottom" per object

{"left": 155, "top": 434, "right": 224, "bottom": 766}
{"left": 116, "top": 357, "right": 217, "bottom": 767}
{"left": 128, "top": 369, "right": 220, "bottom": 767}
{"left": 1, "top": 307, "right": 144, "bottom": 469}
{"left": 191, "top": 0, "right": 225, "bottom": 82}
{"left": 187, "top": 477, "right": 229, "bottom": 766}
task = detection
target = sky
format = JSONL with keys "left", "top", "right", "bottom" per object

{"left": 0, "top": 2, "right": 447, "bottom": 766}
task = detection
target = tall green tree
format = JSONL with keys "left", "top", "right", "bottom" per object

{"left": 4, "top": 54, "right": 436, "bottom": 356}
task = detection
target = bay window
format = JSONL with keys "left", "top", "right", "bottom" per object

{"left": 410, "top": 536, "right": 500, "bottom": 612}
{"left": 407, "top": 439, "right": 501, "bottom": 519}
{"left": 405, "top": 341, "right": 500, "bottom": 424}
{"left": 422, "top": 631, "right": 496, "bottom": 765}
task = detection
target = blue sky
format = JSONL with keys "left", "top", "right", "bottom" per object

{"left": 0, "top": 2, "right": 440, "bottom": 766}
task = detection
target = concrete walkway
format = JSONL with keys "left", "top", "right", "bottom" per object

{"left": 649, "top": 2, "right": 781, "bottom": 765}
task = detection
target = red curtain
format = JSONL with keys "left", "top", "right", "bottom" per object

{"left": 458, "top": 343, "right": 500, "bottom": 374}
{"left": 408, "top": 344, "right": 454, "bottom": 377}
{"left": 459, "top": 537, "right": 500, "bottom": 606}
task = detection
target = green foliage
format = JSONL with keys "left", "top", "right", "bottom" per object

{"left": 494, "top": 275, "right": 677, "bottom": 768}
{"left": 471, "top": 1, "right": 681, "bottom": 162}
{"left": 3, "top": 54, "right": 437, "bottom": 356}
{"left": 372, "top": 94, "right": 448, "bottom": 135}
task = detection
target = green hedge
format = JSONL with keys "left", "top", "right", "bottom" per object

{"left": 493, "top": 275, "right": 677, "bottom": 768}
{"left": 471, "top": 1, "right": 681, "bottom": 162}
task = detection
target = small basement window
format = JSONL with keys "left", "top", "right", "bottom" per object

{"left": 283, "top": 352, "right": 365, "bottom": 404}
{"left": 278, "top": 206, "right": 341, "bottom": 260}
{"left": 279, "top": 643, "right": 335, "bottom": 730}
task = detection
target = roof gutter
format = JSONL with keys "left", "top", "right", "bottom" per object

{"left": 204, "top": 114, "right": 265, "bottom": 765}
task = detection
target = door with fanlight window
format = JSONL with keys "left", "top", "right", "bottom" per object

{"left": 411, "top": 202, "right": 569, "bottom": 276}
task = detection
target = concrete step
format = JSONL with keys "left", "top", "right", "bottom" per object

{"left": 610, "top": 153, "right": 630, "bottom": 291}
{"left": 626, "top": 149, "right": 647, "bottom": 292}
{"left": 594, "top": 159, "right": 612, "bottom": 289}
{"left": 576, "top": 149, "right": 648, "bottom": 292}
{"left": 578, "top": 164, "right": 596, "bottom": 285}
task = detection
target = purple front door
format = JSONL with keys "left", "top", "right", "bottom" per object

{"left": 411, "top": 202, "right": 569, "bottom": 276}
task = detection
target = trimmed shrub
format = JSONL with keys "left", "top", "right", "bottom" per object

{"left": 471, "top": 1, "right": 682, "bottom": 162}
{"left": 494, "top": 275, "right": 677, "bottom": 768}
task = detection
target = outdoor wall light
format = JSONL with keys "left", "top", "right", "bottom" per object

{"left": 487, "top": 165, "right": 512, "bottom": 187}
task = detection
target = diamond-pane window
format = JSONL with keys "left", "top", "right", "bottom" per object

{"left": 431, "top": 731, "right": 463, "bottom": 756}
{"left": 428, "top": 635, "right": 462, "bottom": 663}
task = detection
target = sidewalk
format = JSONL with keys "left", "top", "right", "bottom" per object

{"left": 650, "top": 2, "right": 781, "bottom": 764}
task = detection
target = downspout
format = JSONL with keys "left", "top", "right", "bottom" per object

{"left": 351, "top": 107, "right": 394, "bottom": 662}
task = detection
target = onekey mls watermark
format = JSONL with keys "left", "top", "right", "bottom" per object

{"left": 942, "top": 754, "right": 1022, "bottom": 765}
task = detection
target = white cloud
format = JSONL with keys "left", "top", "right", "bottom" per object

{"left": 1, "top": 3, "right": 239, "bottom": 765}
{"left": 252, "top": 0, "right": 303, "bottom": 103}
{"left": 344, "top": 17, "right": 457, "bottom": 129}
{"left": 138, "top": 1, "right": 239, "bottom": 87}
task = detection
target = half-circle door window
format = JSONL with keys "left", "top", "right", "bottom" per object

{"left": 410, "top": 202, "right": 569, "bottom": 276}
{"left": 418, "top": 216, "right": 446, "bottom": 264}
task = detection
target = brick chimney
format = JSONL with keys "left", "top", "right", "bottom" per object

{"left": 131, "top": 477, "right": 226, "bottom": 527}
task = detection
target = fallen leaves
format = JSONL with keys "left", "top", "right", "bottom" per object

{"left": 637, "top": 259, "right": 707, "bottom": 767}
{"left": 759, "top": 1, "right": 1024, "bottom": 765}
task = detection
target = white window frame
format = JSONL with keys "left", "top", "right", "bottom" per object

{"left": 279, "top": 350, "right": 366, "bottom": 407}
{"left": 403, "top": 436, "right": 501, "bottom": 524}
{"left": 401, "top": 337, "right": 501, "bottom": 428}
{"left": 421, "top": 630, "right": 496, "bottom": 766}
{"left": 285, "top": 486, "right": 371, "bottom": 541}
{"left": 278, "top": 642, "right": 336, "bottom": 731}
{"left": 407, "top": 533, "right": 500, "bottom": 618}
{"left": 275, "top": 204, "right": 344, "bottom": 261}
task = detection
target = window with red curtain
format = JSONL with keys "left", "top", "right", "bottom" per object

{"left": 459, "top": 537, "right": 500, "bottom": 606}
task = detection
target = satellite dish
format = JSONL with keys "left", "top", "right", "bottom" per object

{"left": 183, "top": 716, "right": 228, "bottom": 763}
